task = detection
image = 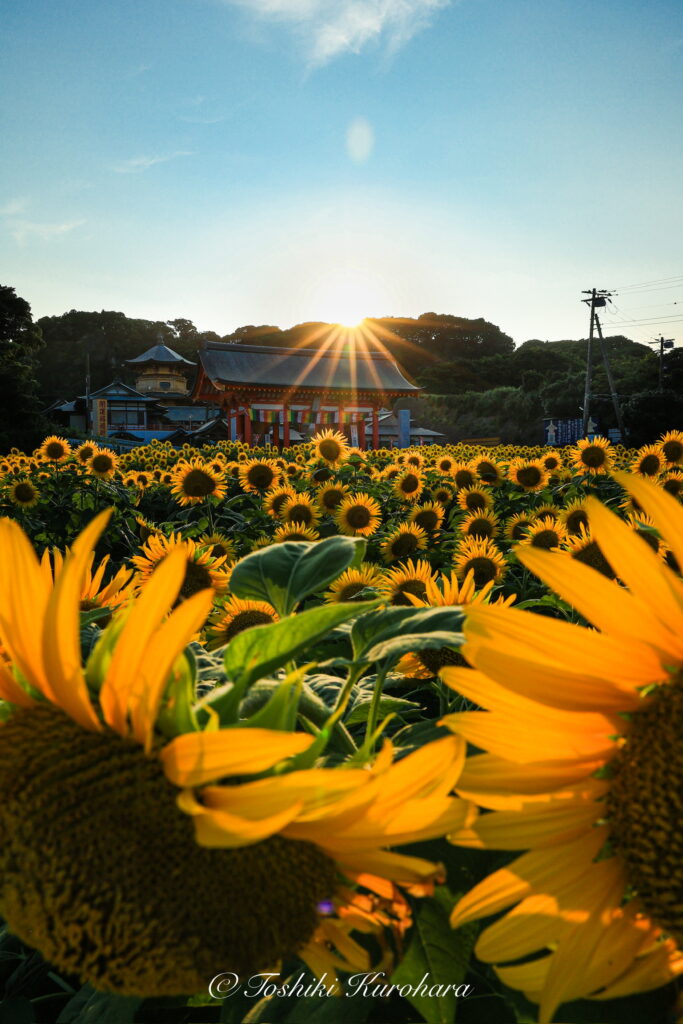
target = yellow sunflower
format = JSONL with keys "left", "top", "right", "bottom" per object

{"left": 451, "top": 462, "right": 477, "bottom": 489}
{"left": 239, "top": 458, "right": 281, "bottom": 493}
{"left": 393, "top": 470, "right": 424, "bottom": 503}
{"left": 507, "top": 458, "right": 550, "bottom": 492}
{"left": 324, "top": 563, "right": 386, "bottom": 603}
{"left": 197, "top": 532, "right": 236, "bottom": 562}
{"left": 540, "top": 451, "right": 563, "bottom": 474}
{"left": 519, "top": 516, "right": 568, "bottom": 551}
{"left": 273, "top": 523, "right": 320, "bottom": 543}
{"left": 557, "top": 498, "right": 590, "bottom": 536}
{"left": 335, "top": 493, "right": 382, "bottom": 537}
{"left": 403, "top": 450, "right": 425, "bottom": 470}
{"left": 381, "top": 522, "right": 428, "bottom": 563}
{"left": 534, "top": 503, "right": 561, "bottom": 522}
{"left": 46, "top": 547, "right": 135, "bottom": 619}
{"left": 454, "top": 537, "right": 507, "bottom": 588}
{"left": 171, "top": 459, "right": 226, "bottom": 506}
{"left": 564, "top": 526, "right": 618, "bottom": 580}
{"left": 432, "top": 483, "right": 455, "bottom": 505}
{"left": 442, "top": 474, "right": 683, "bottom": 1023}
{"left": 317, "top": 483, "right": 351, "bottom": 515}
{"left": 381, "top": 462, "right": 402, "bottom": 481}
{"left": 661, "top": 470, "right": 683, "bottom": 500}
{"left": 624, "top": 513, "right": 668, "bottom": 559}
{"left": 74, "top": 442, "right": 98, "bottom": 465}
{"left": 0, "top": 512, "right": 473, "bottom": 997}
{"left": 205, "top": 596, "right": 278, "bottom": 650}
{"left": 38, "top": 435, "right": 71, "bottom": 463}
{"left": 396, "top": 569, "right": 482, "bottom": 680}
{"left": 459, "top": 510, "right": 500, "bottom": 540}
{"left": 9, "top": 479, "right": 39, "bottom": 508}
{"left": 408, "top": 501, "right": 445, "bottom": 533}
{"left": 435, "top": 454, "right": 456, "bottom": 475}
{"left": 631, "top": 444, "right": 665, "bottom": 478}
{"left": 456, "top": 486, "right": 493, "bottom": 514}
{"left": 472, "top": 457, "right": 504, "bottom": 485}
{"left": 87, "top": 448, "right": 118, "bottom": 480}
{"left": 311, "top": 429, "right": 349, "bottom": 466}
{"left": 569, "top": 435, "right": 615, "bottom": 475}
{"left": 658, "top": 430, "right": 683, "bottom": 467}
{"left": 131, "top": 533, "right": 231, "bottom": 601}
{"left": 262, "top": 485, "right": 297, "bottom": 519}
{"left": 281, "top": 493, "right": 321, "bottom": 528}
{"left": 378, "top": 559, "right": 438, "bottom": 606}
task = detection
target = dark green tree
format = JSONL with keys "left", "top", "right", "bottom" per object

{"left": 622, "top": 389, "right": 683, "bottom": 446}
{"left": 0, "top": 285, "right": 49, "bottom": 453}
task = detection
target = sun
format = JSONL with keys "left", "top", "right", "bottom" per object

{"left": 310, "top": 271, "right": 386, "bottom": 329}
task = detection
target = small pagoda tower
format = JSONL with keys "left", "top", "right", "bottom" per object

{"left": 125, "top": 343, "right": 196, "bottom": 406}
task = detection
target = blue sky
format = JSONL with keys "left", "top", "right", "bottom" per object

{"left": 2, "top": 0, "right": 683, "bottom": 346}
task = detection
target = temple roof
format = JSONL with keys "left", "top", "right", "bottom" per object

{"left": 126, "top": 343, "right": 196, "bottom": 366}
{"left": 196, "top": 342, "right": 418, "bottom": 394}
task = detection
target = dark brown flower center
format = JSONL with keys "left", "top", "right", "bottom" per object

{"left": 638, "top": 454, "right": 661, "bottom": 477}
{"left": 516, "top": 466, "right": 542, "bottom": 488}
{"left": 0, "top": 705, "right": 336, "bottom": 996}
{"left": 581, "top": 446, "right": 606, "bottom": 468}
{"left": 607, "top": 673, "right": 683, "bottom": 944}
{"left": 463, "top": 557, "right": 499, "bottom": 588}
{"left": 392, "top": 580, "right": 428, "bottom": 606}
{"left": 571, "top": 541, "right": 616, "bottom": 579}
{"left": 182, "top": 469, "right": 216, "bottom": 497}
{"left": 345, "top": 505, "right": 371, "bottom": 529}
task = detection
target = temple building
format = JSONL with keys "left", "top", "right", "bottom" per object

{"left": 191, "top": 341, "right": 419, "bottom": 447}
{"left": 125, "top": 343, "right": 196, "bottom": 402}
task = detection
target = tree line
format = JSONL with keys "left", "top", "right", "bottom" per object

{"left": 0, "top": 285, "right": 681, "bottom": 451}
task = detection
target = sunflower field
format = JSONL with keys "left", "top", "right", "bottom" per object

{"left": 0, "top": 428, "right": 682, "bottom": 1024}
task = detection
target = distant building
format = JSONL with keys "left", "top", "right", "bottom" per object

{"left": 365, "top": 411, "right": 446, "bottom": 447}
{"left": 192, "top": 341, "right": 420, "bottom": 447}
{"left": 125, "top": 343, "right": 196, "bottom": 402}
{"left": 48, "top": 343, "right": 213, "bottom": 441}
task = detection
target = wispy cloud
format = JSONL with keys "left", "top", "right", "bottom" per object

{"left": 224, "top": 0, "right": 451, "bottom": 66}
{"left": 0, "top": 197, "right": 30, "bottom": 217}
{"left": 10, "top": 219, "right": 86, "bottom": 244}
{"left": 113, "top": 151, "right": 193, "bottom": 173}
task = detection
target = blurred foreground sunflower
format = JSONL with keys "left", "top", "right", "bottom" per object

{"left": 0, "top": 512, "right": 472, "bottom": 996}
{"left": 442, "top": 474, "right": 683, "bottom": 1022}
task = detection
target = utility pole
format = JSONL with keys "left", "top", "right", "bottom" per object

{"left": 594, "top": 312, "right": 626, "bottom": 441}
{"left": 84, "top": 347, "right": 91, "bottom": 435}
{"left": 581, "top": 289, "right": 610, "bottom": 435}
{"left": 649, "top": 335, "right": 675, "bottom": 390}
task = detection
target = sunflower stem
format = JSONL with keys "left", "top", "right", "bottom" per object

{"left": 365, "top": 662, "right": 388, "bottom": 748}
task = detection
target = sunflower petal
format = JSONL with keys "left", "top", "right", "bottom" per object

{"left": 41, "top": 510, "right": 111, "bottom": 730}
{"left": 100, "top": 546, "right": 186, "bottom": 734}
{"left": 161, "top": 728, "right": 314, "bottom": 786}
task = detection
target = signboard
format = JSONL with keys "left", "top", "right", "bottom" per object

{"left": 543, "top": 417, "right": 588, "bottom": 446}
{"left": 349, "top": 424, "right": 359, "bottom": 447}
{"left": 94, "top": 399, "right": 108, "bottom": 436}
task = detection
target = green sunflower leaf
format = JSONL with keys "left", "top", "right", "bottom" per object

{"left": 223, "top": 600, "right": 379, "bottom": 692}
{"left": 390, "top": 887, "right": 477, "bottom": 1024}
{"left": 351, "top": 606, "right": 465, "bottom": 662}
{"left": 229, "top": 537, "right": 366, "bottom": 614}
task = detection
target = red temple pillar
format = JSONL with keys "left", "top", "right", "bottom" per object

{"left": 372, "top": 405, "right": 380, "bottom": 449}
{"left": 283, "top": 403, "right": 290, "bottom": 447}
{"left": 243, "top": 405, "right": 252, "bottom": 446}
{"left": 358, "top": 418, "right": 366, "bottom": 449}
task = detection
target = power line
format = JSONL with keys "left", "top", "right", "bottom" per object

{"left": 612, "top": 273, "right": 683, "bottom": 292}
